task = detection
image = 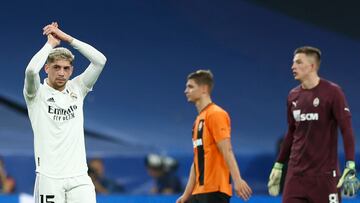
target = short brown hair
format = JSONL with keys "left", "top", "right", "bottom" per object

{"left": 46, "top": 47, "right": 75, "bottom": 65}
{"left": 187, "top": 69, "right": 214, "bottom": 92}
{"left": 294, "top": 46, "right": 321, "bottom": 67}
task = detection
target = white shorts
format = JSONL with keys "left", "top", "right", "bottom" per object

{"left": 34, "top": 173, "right": 96, "bottom": 203}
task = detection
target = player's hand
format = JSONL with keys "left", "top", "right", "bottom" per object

{"left": 337, "top": 161, "right": 360, "bottom": 196}
{"left": 234, "top": 178, "right": 252, "bottom": 201}
{"left": 43, "top": 22, "right": 73, "bottom": 43}
{"left": 268, "top": 162, "right": 283, "bottom": 196}
{"left": 47, "top": 33, "right": 60, "bottom": 48}
{"left": 175, "top": 194, "right": 188, "bottom": 203}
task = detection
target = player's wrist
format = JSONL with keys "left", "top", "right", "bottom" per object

{"left": 346, "top": 161, "right": 355, "bottom": 170}
{"left": 182, "top": 192, "right": 191, "bottom": 200}
{"left": 46, "top": 41, "right": 56, "bottom": 49}
{"left": 273, "top": 162, "right": 283, "bottom": 170}
{"left": 66, "top": 35, "right": 74, "bottom": 43}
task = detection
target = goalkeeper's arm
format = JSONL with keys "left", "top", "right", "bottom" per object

{"left": 268, "top": 130, "right": 293, "bottom": 196}
{"left": 267, "top": 135, "right": 291, "bottom": 196}
{"left": 336, "top": 114, "right": 358, "bottom": 196}
{"left": 268, "top": 99, "right": 296, "bottom": 196}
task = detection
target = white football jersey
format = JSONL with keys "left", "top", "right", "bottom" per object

{"left": 24, "top": 39, "right": 106, "bottom": 178}
{"left": 24, "top": 77, "right": 90, "bottom": 178}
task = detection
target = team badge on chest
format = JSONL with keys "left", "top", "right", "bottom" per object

{"left": 70, "top": 92, "right": 78, "bottom": 101}
{"left": 313, "top": 97, "right": 320, "bottom": 107}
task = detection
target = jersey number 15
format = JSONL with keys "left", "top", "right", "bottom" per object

{"left": 40, "top": 194, "right": 55, "bottom": 203}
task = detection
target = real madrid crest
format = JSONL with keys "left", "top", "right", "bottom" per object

{"left": 313, "top": 97, "right": 320, "bottom": 107}
{"left": 70, "top": 92, "right": 78, "bottom": 100}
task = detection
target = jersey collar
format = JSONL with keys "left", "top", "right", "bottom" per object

{"left": 43, "top": 78, "right": 70, "bottom": 94}
{"left": 199, "top": 102, "right": 214, "bottom": 114}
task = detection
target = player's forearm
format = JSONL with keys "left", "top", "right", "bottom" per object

{"left": 277, "top": 102, "right": 295, "bottom": 163}
{"left": 70, "top": 38, "right": 107, "bottom": 68}
{"left": 24, "top": 43, "right": 53, "bottom": 96}
{"left": 331, "top": 87, "right": 355, "bottom": 161}
{"left": 71, "top": 38, "right": 107, "bottom": 89}
{"left": 182, "top": 163, "right": 195, "bottom": 198}
{"left": 25, "top": 43, "right": 53, "bottom": 75}
{"left": 340, "top": 117, "right": 355, "bottom": 161}
{"left": 217, "top": 139, "right": 243, "bottom": 183}
{"left": 276, "top": 129, "right": 293, "bottom": 163}
{"left": 222, "top": 146, "right": 243, "bottom": 184}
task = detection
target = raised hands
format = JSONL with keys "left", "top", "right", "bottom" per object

{"left": 46, "top": 33, "right": 60, "bottom": 48}
{"left": 43, "top": 22, "right": 73, "bottom": 47}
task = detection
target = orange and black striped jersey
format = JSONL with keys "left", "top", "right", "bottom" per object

{"left": 192, "top": 103, "right": 232, "bottom": 196}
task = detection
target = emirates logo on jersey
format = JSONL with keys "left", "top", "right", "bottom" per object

{"left": 48, "top": 105, "right": 77, "bottom": 121}
{"left": 313, "top": 97, "right": 320, "bottom": 107}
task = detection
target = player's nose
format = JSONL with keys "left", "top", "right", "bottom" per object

{"left": 58, "top": 68, "right": 65, "bottom": 75}
{"left": 291, "top": 64, "right": 296, "bottom": 70}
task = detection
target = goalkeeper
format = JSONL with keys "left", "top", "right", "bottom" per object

{"left": 268, "top": 46, "right": 359, "bottom": 203}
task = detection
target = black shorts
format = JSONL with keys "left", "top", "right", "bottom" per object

{"left": 187, "top": 192, "right": 230, "bottom": 203}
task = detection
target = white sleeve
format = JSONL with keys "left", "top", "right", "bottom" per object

{"left": 24, "top": 43, "right": 53, "bottom": 99}
{"left": 70, "top": 38, "right": 107, "bottom": 96}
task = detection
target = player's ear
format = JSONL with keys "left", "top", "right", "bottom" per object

{"left": 201, "top": 84, "right": 210, "bottom": 94}
{"left": 206, "top": 85, "right": 211, "bottom": 94}
{"left": 309, "top": 57, "right": 318, "bottom": 72}
{"left": 311, "top": 63, "right": 317, "bottom": 72}
{"left": 44, "top": 64, "right": 49, "bottom": 74}
{"left": 69, "top": 66, "right": 74, "bottom": 77}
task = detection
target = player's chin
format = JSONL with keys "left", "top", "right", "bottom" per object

{"left": 186, "top": 97, "right": 194, "bottom": 103}
{"left": 56, "top": 81, "right": 67, "bottom": 87}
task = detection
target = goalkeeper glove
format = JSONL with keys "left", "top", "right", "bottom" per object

{"left": 268, "top": 162, "right": 283, "bottom": 196}
{"left": 337, "top": 161, "right": 360, "bottom": 197}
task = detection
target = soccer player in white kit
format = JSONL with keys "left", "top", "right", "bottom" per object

{"left": 23, "top": 22, "right": 106, "bottom": 203}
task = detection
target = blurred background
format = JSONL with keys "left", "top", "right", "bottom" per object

{"left": 0, "top": 0, "right": 359, "bottom": 202}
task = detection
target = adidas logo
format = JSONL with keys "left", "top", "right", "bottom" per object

{"left": 47, "top": 97, "right": 55, "bottom": 102}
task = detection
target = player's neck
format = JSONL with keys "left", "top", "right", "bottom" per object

{"left": 301, "top": 75, "right": 320, "bottom": 90}
{"left": 195, "top": 97, "right": 212, "bottom": 113}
